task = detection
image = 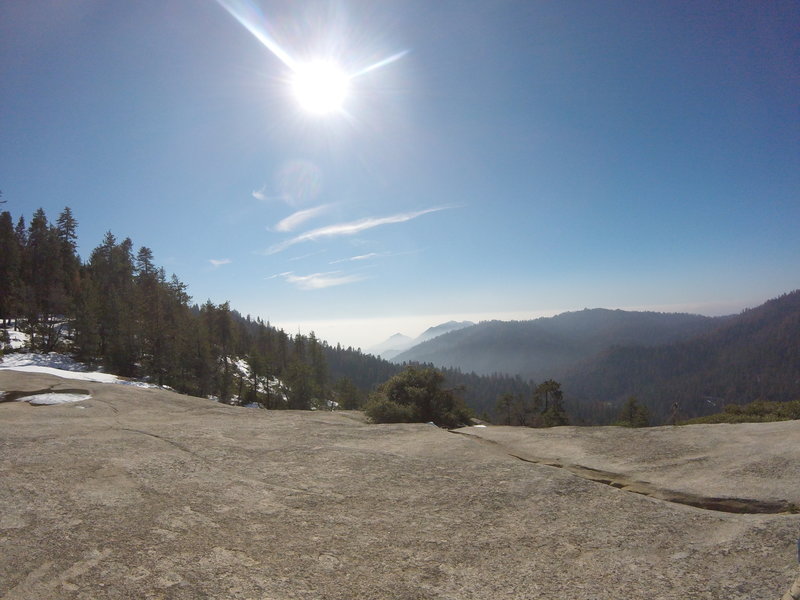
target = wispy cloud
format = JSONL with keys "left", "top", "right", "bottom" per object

{"left": 329, "top": 252, "right": 381, "bottom": 264}
{"left": 252, "top": 185, "right": 286, "bottom": 203}
{"left": 271, "top": 271, "right": 366, "bottom": 290}
{"left": 288, "top": 250, "right": 328, "bottom": 262}
{"left": 267, "top": 207, "right": 450, "bottom": 254}
{"left": 209, "top": 258, "right": 232, "bottom": 268}
{"left": 252, "top": 185, "right": 268, "bottom": 202}
{"left": 273, "top": 204, "right": 330, "bottom": 233}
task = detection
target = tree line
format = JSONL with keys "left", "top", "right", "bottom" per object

{"left": 1, "top": 207, "right": 555, "bottom": 422}
{"left": 0, "top": 207, "right": 332, "bottom": 408}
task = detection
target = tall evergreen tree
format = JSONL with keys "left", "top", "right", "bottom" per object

{"left": 0, "top": 212, "right": 21, "bottom": 327}
{"left": 496, "top": 392, "right": 514, "bottom": 425}
{"left": 23, "top": 209, "right": 68, "bottom": 349}
{"left": 87, "top": 232, "right": 137, "bottom": 375}
{"left": 307, "top": 331, "right": 328, "bottom": 401}
{"left": 333, "top": 376, "right": 363, "bottom": 410}
{"left": 14, "top": 216, "right": 26, "bottom": 247}
{"left": 616, "top": 396, "right": 650, "bottom": 427}
{"left": 534, "top": 380, "right": 569, "bottom": 427}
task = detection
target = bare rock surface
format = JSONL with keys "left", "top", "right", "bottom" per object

{"left": 454, "top": 422, "right": 800, "bottom": 506}
{"left": 1, "top": 370, "right": 798, "bottom": 599}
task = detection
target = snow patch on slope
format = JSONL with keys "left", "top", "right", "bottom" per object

{"left": 13, "top": 392, "right": 93, "bottom": 405}
{"left": 0, "top": 353, "right": 158, "bottom": 388}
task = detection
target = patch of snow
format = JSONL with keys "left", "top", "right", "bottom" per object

{"left": 0, "top": 353, "right": 159, "bottom": 388}
{"left": 15, "top": 392, "right": 92, "bottom": 406}
{"left": 2, "top": 363, "right": 119, "bottom": 384}
{"left": 4, "top": 329, "right": 29, "bottom": 350}
{"left": 223, "top": 356, "right": 289, "bottom": 403}
{"left": 231, "top": 358, "right": 251, "bottom": 378}
{"left": 1, "top": 353, "right": 90, "bottom": 372}
{"left": 472, "top": 424, "right": 488, "bottom": 428}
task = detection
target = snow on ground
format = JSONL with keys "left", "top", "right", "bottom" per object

{"left": 2, "top": 320, "right": 35, "bottom": 351}
{"left": 13, "top": 392, "right": 93, "bottom": 406}
{"left": 0, "top": 353, "right": 158, "bottom": 388}
{"left": 225, "top": 356, "right": 289, "bottom": 405}
{"left": 4, "top": 328, "right": 29, "bottom": 350}
{"left": 2, "top": 352, "right": 90, "bottom": 372}
{"left": 1, "top": 352, "right": 286, "bottom": 408}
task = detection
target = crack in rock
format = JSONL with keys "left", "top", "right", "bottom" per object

{"left": 117, "top": 427, "right": 199, "bottom": 457}
{"left": 451, "top": 430, "right": 796, "bottom": 515}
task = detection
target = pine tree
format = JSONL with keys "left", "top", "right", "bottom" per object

{"left": 307, "top": 331, "right": 328, "bottom": 403}
{"left": 216, "top": 302, "right": 237, "bottom": 402}
{"left": 55, "top": 207, "right": 81, "bottom": 341}
{"left": 73, "top": 270, "right": 101, "bottom": 363}
{"left": 496, "top": 392, "right": 514, "bottom": 425}
{"left": 14, "top": 216, "right": 26, "bottom": 247}
{"left": 617, "top": 397, "right": 650, "bottom": 427}
{"left": 333, "top": 376, "right": 362, "bottom": 410}
{"left": 533, "top": 380, "right": 569, "bottom": 427}
{"left": 24, "top": 209, "right": 67, "bottom": 350}
{"left": 285, "top": 359, "right": 314, "bottom": 410}
{"left": 87, "top": 232, "right": 138, "bottom": 375}
{"left": 0, "top": 212, "right": 21, "bottom": 327}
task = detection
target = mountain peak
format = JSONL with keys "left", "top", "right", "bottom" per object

{"left": 369, "top": 320, "right": 476, "bottom": 360}
{"left": 418, "top": 321, "right": 475, "bottom": 342}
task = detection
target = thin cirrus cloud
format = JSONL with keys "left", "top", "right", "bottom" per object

{"left": 271, "top": 271, "right": 366, "bottom": 290}
{"left": 329, "top": 252, "right": 381, "bottom": 265}
{"left": 288, "top": 249, "right": 328, "bottom": 262}
{"left": 267, "top": 207, "right": 449, "bottom": 255}
{"left": 273, "top": 204, "right": 331, "bottom": 233}
{"left": 252, "top": 185, "right": 288, "bottom": 203}
{"left": 209, "top": 258, "right": 232, "bottom": 268}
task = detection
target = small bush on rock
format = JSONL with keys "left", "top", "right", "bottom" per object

{"left": 366, "top": 367, "right": 473, "bottom": 428}
{"left": 363, "top": 398, "right": 416, "bottom": 423}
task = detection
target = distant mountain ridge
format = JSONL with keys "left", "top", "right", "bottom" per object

{"left": 369, "top": 320, "right": 474, "bottom": 359}
{"left": 392, "top": 309, "right": 721, "bottom": 380}
{"left": 369, "top": 333, "right": 415, "bottom": 359}
{"left": 387, "top": 292, "right": 800, "bottom": 424}
{"left": 563, "top": 290, "right": 800, "bottom": 422}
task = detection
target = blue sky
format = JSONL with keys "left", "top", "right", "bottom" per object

{"left": 2, "top": 1, "right": 798, "bottom": 349}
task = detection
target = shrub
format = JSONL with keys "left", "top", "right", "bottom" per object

{"left": 363, "top": 398, "right": 416, "bottom": 423}
{"left": 366, "top": 366, "right": 473, "bottom": 428}
{"left": 681, "top": 399, "right": 800, "bottom": 424}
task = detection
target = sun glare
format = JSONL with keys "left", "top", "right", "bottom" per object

{"left": 291, "top": 61, "right": 350, "bottom": 115}
{"left": 215, "top": 1, "right": 408, "bottom": 118}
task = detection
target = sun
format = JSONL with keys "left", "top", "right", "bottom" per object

{"left": 291, "top": 60, "right": 350, "bottom": 115}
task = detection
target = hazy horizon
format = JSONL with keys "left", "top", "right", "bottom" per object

{"left": 271, "top": 295, "right": 767, "bottom": 352}
{"left": 2, "top": 1, "right": 797, "bottom": 351}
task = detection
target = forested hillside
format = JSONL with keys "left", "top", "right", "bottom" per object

{"left": 393, "top": 309, "right": 720, "bottom": 379}
{"left": 0, "top": 207, "right": 335, "bottom": 407}
{"left": 0, "top": 207, "right": 535, "bottom": 417}
{"left": 564, "top": 290, "right": 800, "bottom": 424}
{"left": 7, "top": 207, "right": 792, "bottom": 427}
